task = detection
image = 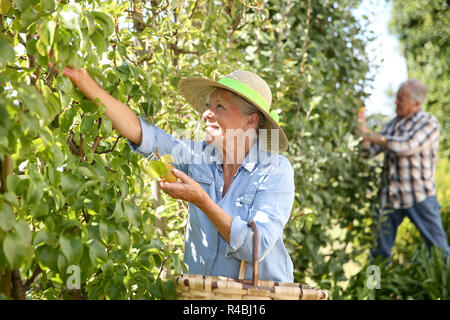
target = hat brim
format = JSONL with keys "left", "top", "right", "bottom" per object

{"left": 178, "top": 77, "right": 289, "bottom": 153}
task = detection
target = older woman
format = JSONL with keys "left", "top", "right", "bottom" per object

{"left": 63, "top": 68, "right": 295, "bottom": 282}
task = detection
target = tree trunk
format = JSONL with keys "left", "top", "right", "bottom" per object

{"left": 0, "top": 156, "right": 13, "bottom": 298}
{"left": 0, "top": 271, "right": 12, "bottom": 298}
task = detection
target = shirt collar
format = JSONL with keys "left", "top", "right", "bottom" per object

{"left": 400, "top": 109, "right": 423, "bottom": 123}
{"left": 411, "top": 109, "right": 424, "bottom": 120}
{"left": 241, "top": 141, "right": 260, "bottom": 172}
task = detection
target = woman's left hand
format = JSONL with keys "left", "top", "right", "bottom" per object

{"left": 159, "top": 168, "right": 208, "bottom": 208}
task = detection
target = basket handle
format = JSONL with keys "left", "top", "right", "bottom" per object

{"left": 238, "top": 219, "right": 259, "bottom": 286}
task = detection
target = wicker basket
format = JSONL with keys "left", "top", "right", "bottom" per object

{"left": 175, "top": 220, "right": 329, "bottom": 300}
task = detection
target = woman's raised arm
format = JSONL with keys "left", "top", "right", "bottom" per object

{"left": 63, "top": 67, "right": 143, "bottom": 146}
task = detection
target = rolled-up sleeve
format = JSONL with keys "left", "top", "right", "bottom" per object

{"left": 128, "top": 118, "right": 157, "bottom": 156}
{"left": 128, "top": 117, "right": 201, "bottom": 173}
{"left": 226, "top": 157, "right": 295, "bottom": 263}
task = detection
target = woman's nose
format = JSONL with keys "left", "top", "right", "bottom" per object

{"left": 203, "top": 107, "right": 214, "bottom": 120}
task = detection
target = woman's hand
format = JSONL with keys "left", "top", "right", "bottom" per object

{"left": 160, "top": 167, "right": 233, "bottom": 243}
{"left": 60, "top": 66, "right": 90, "bottom": 89}
{"left": 49, "top": 62, "right": 99, "bottom": 101}
{"left": 159, "top": 168, "right": 208, "bottom": 208}
{"left": 48, "top": 58, "right": 143, "bottom": 145}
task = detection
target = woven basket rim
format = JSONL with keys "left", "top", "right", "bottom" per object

{"left": 174, "top": 273, "right": 329, "bottom": 300}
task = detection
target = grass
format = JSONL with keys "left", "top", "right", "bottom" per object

{"left": 436, "top": 157, "right": 450, "bottom": 209}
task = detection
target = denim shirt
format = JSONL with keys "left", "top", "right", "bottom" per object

{"left": 129, "top": 118, "right": 295, "bottom": 282}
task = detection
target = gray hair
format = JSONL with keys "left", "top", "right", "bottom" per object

{"left": 400, "top": 79, "right": 427, "bottom": 105}
{"left": 230, "top": 93, "right": 265, "bottom": 130}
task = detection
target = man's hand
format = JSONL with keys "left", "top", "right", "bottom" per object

{"left": 356, "top": 107, "right": 369, "bottom": 139}
{"left": 159, "top": 168, "right": 208, "bottom": 208}
{"left": 355, "top": 109, "right": 388, "bottom": 149}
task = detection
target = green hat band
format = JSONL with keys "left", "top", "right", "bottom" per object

{"left": 218, "top": 77, "right": 279, "bottom": 123}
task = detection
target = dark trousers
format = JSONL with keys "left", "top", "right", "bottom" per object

{"left": 371, "top": 196, "right": 450, "bottom": 260}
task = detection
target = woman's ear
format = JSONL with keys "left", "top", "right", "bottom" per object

{"left": 246, "top": 113, "right": 259, "bottom": 129}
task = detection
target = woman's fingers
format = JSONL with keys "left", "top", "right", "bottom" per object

{"left": 171, "top": 168, "right": 192, "bottom": 183}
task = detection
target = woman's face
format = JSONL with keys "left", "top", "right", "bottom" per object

{"left": 203, "top": 89, "right": 256, "bottom": 153}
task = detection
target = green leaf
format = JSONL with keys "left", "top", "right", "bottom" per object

{"left": 16, "top": 84, "right": 49, "bottom": 122}
{"left": 146, "top": 161, "right": 167, "bottom": 179}
{"left": 124, "top": 201, "right": 141, "bottom": 227}
{"left": 0, "top": 36, "right": 15, "bottom": 68}
{"left": 90, "top": 11, "right": 114, "bottom": 37}
{"left": 100, "top": 117, "right": 112, "bottom": 137}
{"left": 79, "top": 100, "right": 98, "bottom": 114}
{"left": 99, "top": 219, "right": 114, "bottom": 244}
{"left": 14, "top": 0, "right": 29, "bottom": 12}
{"left": 37, "top": 20, "right": 56, "bottom": 47}
{"left": 80, "top": 115, "right": 95, "bottom": 135}
{"left": 162, "top": 279, "right": 175, "bottom": 300}
{"left": 33, "top": 229, "right": 52, "bottom": 247}
{"left": 76, "top": 180, "right": 98, "bottom": 197}
{"left": 90, "top": 28, "right": 106, "bottom": 56}
{"left": 30, "top": 198, "right": 49, "bottom": 219}
{"left": 0, "top": 0, "right": 11, "bottom": 15}
{"left": 51, "top": 144, "right": 65, "bottom": 167}
{"left": 0, "top": 103, "right": 11, "bottom": 137}
{"left": 36, "top": 245, "right": 58, "bottom": 270}
{"left": 149, "top": 278, "right": 164, "bottom": 299}
{"left": 20, "top": 7, "right": 38, "bottom": 30}
{"left": 101, "top": 259, "right": 114, "bottom": 274}
{"left": 2, "top": 191, "right": 19, "bottom": 207}
{"left": 116, "top": 228, "right": 131, "bottom": 250}
{"left": 59, "top": 234, "right": 83, "bottom": 265}
{"left": 26, "top": 180, "right": 45, "bottom": 205}
{"left": 15, "top": 220, "right": 32, "bottom": 247}
{"left": 60, "top": 173, "right": 82, "bottom": 194}
{"left": 59, "top": 107, "right": 77, "bottom": 132}
{"left": 88, "top": 239, "right": 107, "bottom": 265}
{"left": 76, "top": 166, "right": 95, "bottom": 178}
{"left": 3, "top": 233, "right": 26, "bottom": 269}
{"left": 0, "top": 200, "right": 15, "bottom": 231}
{"left": 111, "top": 198, "right": 124, "bottom": 221}
{"left": 57, "top": 253, "right": 68, "bottom": 274}
{"left": 40, "top": 0, "right": 55, "bottom": 14}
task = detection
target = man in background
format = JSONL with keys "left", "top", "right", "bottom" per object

{"left": 357, "top": 79, "right": 449, "bottom": 262}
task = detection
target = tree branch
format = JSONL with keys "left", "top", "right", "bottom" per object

{"left": 11, "top": 270, "right": 25, "bottom": 300}
{"left": 23, "top": 265, "right": 42, "bottom": 292}
{"left": 96, "top": 135, "right": 121, "bottom": 154}
{"left": 291, "top": 0, "right": 312, "bottom": 149}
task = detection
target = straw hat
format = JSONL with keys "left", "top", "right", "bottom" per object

{"left": 178, "top": 70, "right": 289, "bottom": 153}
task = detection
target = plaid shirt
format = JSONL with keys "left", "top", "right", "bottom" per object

{"left": 363, "top": 110, "right": 440, "bottom": 209}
